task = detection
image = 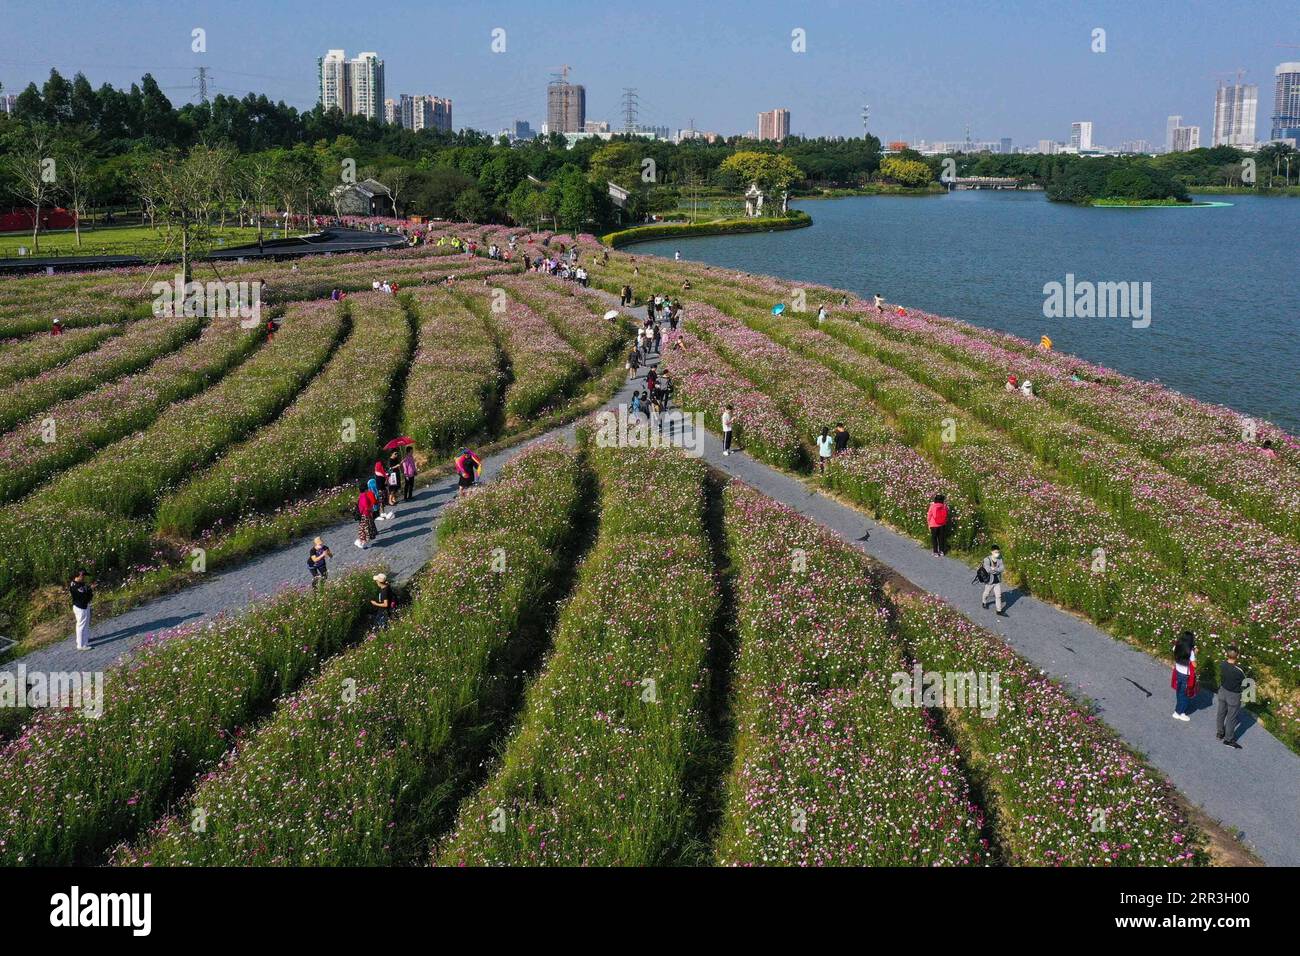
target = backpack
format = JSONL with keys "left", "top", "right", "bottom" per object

{"left": 975, "top": 564, "right": 991, "bottom": 584}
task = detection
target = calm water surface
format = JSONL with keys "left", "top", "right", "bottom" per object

{"left": 634, "top": 192, "right": 1299, "bottom": 431}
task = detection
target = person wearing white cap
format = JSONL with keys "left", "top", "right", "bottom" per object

{"left": 370, "top": 573, "right": 394, "bottom": 628}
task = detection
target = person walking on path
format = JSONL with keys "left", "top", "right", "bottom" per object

{"left": 70, "top": 570, "right": 93, "bottom": 650}
{"left": 368, "top": 477, "right": 391, "bottom": 523}
{"left": 874, "top": 293, "right": 885, "bottom": 313}
{"left": 620, "top": 284, "right": 633, "bottom": 307}
{"left": 721, "top": 404, "right": 735, "bottom": 456}
{"left": 1171, "top": 631, "right": 1196, "bottom": 722}
{"left": 927, "top": 494, "right": 950, "bottom": 556}
{"left": 355, "top": 484, "right": 378, "bottom": 549}
{"left": 817, "top": 304, "right": 828, "bottom": 325}
{"left": 370, "top": 573, "right": 395, "bottom": 628}
{"left": 455, "top": 447, "right": 482, "bottom": 498}
{"left": 816, "top": 427, "right": 835, "bottom": 474}
{"left": 978, "top": 546, "right": 1006, "bottom": 615}
{"left": 1217, "top": 646, "right": 1246, "bottom": 748}
{"left": 401, "top": 448, "right": 417, "bottom": 501}
{"left": 307, "top": 537, "right": 333, "bottom": 588}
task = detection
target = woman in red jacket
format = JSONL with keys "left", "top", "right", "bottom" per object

{"left": 927, "top": 494, "right": 950, "bottom": 556}
{"left": 355, "top": 484, "right": 377, "bottom": 550}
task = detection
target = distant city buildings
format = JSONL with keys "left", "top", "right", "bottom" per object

{"left": 399, "top": 93, "right": 452, "bottom": 132}
{"left": 584, "top": 120, "right": 610, "bottom": 133}
{"left": 547, "top": 74, "right": 586, "bottom": 133}
{"left": 0, "top": 93, "right": 17, "bottom": 114}
{"left": 1212, "top": 79, "right": 1257, "bottom": 146}
{"left": 1272, "top": 62, "right": 1300, "bottom": 145}
{"left": 757, "top": 108, "right": 790, "bottom": 141}
{"left": 676, "top": 127, "right": 721, "bottom": 143}
{"left": 1037, "top": 139, "right": 1058, "bottom": 155}
{"left": 1165, "top": 115, "right": 1182, "bottom": 152}
{"left": 1171, "top": 124, "right": 1201, "bottom": 151}
{"left": 1069, "top": 121, "right": 1094, "bottom": 152}
{"left": 317, "top": 49, "right": 385, "bottom": 123}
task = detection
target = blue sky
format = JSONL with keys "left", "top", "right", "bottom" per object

{"left": 0, "top": 0, "right": 1292, "bottom": 145}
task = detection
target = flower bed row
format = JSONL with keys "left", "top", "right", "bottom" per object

{"left": 682, "top": 303, "right": 980, "bottom": 546}
{"left": 0, "top": 567, "right": 378, "bottom": 865}
{"left": 400, "top": 287, "right": 500, "bottom": 452}
{"left": 121, "top": 443, "right": 584, "bottom": 866}
{"left": 436, "top": 443, "right": 718, "bottom": 866}
{"left": 0, "top": 315, "right": 203, "bottom": 433}
{"left": 697, "top": 292, "right": 1300, "bottom": 754}
{"left": 718, "top": 483, "right": 987, "bottom": 865}
{"left": 495, "top": 274, "right": 626, "bottom": 367}
{"left": 155, "top": 292, "right": 413, "bottom": 538}
{"left": 0, "top": 300, "right": 346, "bottom": 594}
{"left": 0, "top": 320, "right": 264, "bottom": 503}
{"left": 656, "top": 330, "right": 804, "bottom": 470}
{"left": 807, "top": 311, "right": 1300, "bottom": 673}
{"left": 891, "top": 592, "right": 1205, "bottom": 866}
{"left": 0, "top": 323, "right": 122, "bottom": 389}
{"left": 840, "top": 301, "right": 1300, "bottom": 536}
{"left": 452, "top": 284, "right": 585, "bottom": 423}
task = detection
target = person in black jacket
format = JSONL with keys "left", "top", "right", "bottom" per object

{"left": 70, "top": 569, "right": 93, "bottom": 651}
{"left": 1216, "top": 646, "right": 1246, "bottom": 748}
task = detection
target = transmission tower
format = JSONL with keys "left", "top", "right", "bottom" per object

{"left": 621, "top": 87, "right": 639, "bottom": 134}
{"left": 196, "top": 66, "right": 210, "bottom": 104}
{"left": 861, "top": 103, "right": 870, "bottom": 138}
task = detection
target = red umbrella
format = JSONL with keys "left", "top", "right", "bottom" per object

{"left": 383, "top": 437, "right": 414, "bottom": 451}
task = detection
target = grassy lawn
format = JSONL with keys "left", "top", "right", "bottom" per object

{"left": 0, "top": 224, "right": 264, "bottom": 259}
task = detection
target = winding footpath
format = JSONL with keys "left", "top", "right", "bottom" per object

{"left": 5, "top": 296, "right": 1298, "bottom": 866}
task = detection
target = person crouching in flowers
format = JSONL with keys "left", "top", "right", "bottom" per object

{"left": 355, "top": 483, "right": 377, "bottom": 550}
{"left": 1171, "top": 631, "right": 1196, "bottom": 722}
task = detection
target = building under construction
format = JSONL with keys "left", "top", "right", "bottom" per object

{"left": 546, "top": 68, "right": 586, "bottom": 133}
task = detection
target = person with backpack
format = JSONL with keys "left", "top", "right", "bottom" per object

{"left": 307, "top": 537, "right": 333, "bottom": 587}
{"left": 1171, "top": 631, "right": 1196, "bottom": 722}
{"left": 978, "top": 546, "right": 1006, "bottom": 615}
{"left": 371, "top": 573, "right": 395, "bottom": 628}
{"left": 927, "top": 494, "right": 950, "bottom": 556}
{"left": 1217, "top": 646, "right": 1245, "bottom": 748}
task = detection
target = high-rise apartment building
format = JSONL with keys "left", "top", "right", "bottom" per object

{"left": 319, "top": 49, "right": 349, "bottom": 113}
{"left": 1171, "top": 125, "right": 1201, "bottom": 152}
{"left": 1069, "top": 121, "right": 1093, "bottom": 151}
{"left": 349, "top": 52, "right": 384, "bottom": 123}
{"left": 757, "top": 108, "right": 791, "bottom": 141}
{"left": 1037, "top": 139, "right": 1058, "bottom": 155}
{"left": 384, "top": 98, "right": 398, "bottom": 125}
{"left": 398, "top": 93, "right": 453, "bottom": 133}
{"left": 317, "top": 49, "right": 385, "bottom": 122}
{"left": 1165, "top": 115, "right": 1182, "bottom": 152}
{"left": 547, "top": 77, "right": 586, "bottom": 133}
{"left": 1212, "top": 80, "right": 1257, "bottom": 146}
{"left": 1272, "top": 62, "right": 1300, "bottom": 144}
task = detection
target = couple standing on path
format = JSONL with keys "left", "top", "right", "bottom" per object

{"left": 1171, "top": 631, "right": 1248, "bottom": 749}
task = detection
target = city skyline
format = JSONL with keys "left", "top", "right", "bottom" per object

{"left": 0, "top": 0, "right": 1295, "bottom": 146}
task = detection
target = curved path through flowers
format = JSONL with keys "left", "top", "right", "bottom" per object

{"left": 6, "top": 296, "right": 1298, "bottom": 866}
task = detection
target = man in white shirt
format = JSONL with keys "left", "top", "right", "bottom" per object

{"left": 721, "top": 405, "right": 735, "bottom": 455}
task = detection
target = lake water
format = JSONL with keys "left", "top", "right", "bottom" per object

{"left": 633, "top": 192, "right": 1299, "bottom": 431}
